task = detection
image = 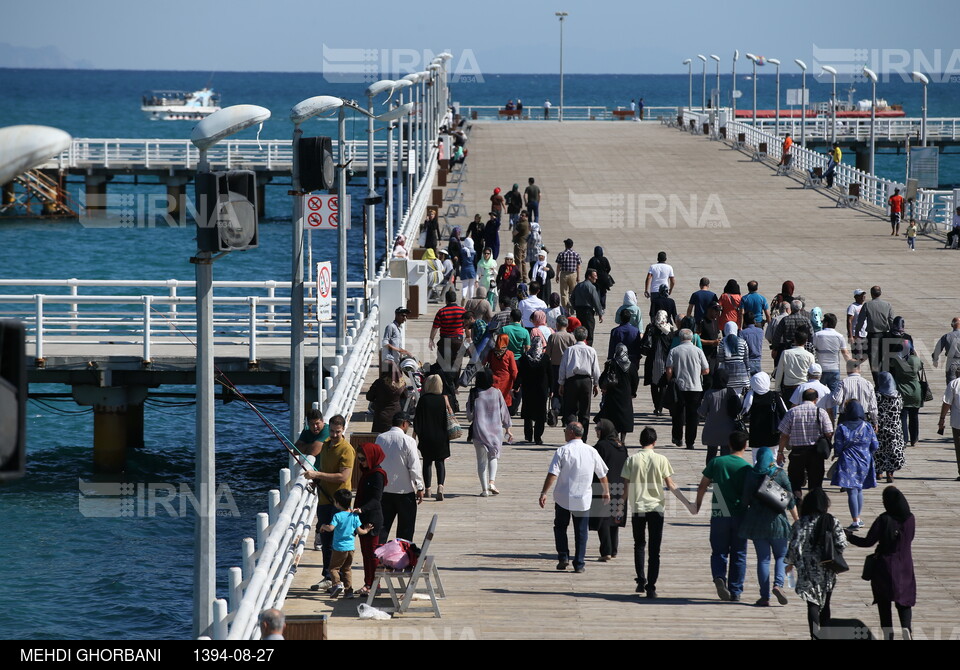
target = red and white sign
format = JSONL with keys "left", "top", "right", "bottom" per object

{"left": 316, "top": 261, "right": 333, "bottom": 321}
{"left": 302, "top": 194, "right": 350, "bottom": 230}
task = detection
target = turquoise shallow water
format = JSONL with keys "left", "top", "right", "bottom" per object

{"left": 0, "top": 68, "right": 958, "bottom": 640}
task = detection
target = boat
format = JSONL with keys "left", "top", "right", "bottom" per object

{"left": 141, "top": 89, "right": 221, "bottom": 121}
{"left": 734, "top": 84, "right": 905, "bottom": 118}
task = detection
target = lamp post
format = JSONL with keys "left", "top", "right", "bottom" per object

{"left": 911, "top": 71, "right": 929, "bottom": 147}
{"left": 745, "top": 53, "right": 758, "bottom": 126}
{"left": 556, "top": 12, "right": 568, "bottom": 121}
{"left": 366, "top": 80, "right": 396, "bottom": 283}
{"left": 863, "top": 66, "right": 878, "bottom": 175}
{"left": 697, "top": 54, "right": 707, "bottom": 111}
{"left": 710, "top": 54, "right": 721, "bottom": 135}
{"left": 402, "top": 72, "right": 421, "bottom": 195}
{"left": 189, "top": 104, "right": 271, "bottom": 638}
{"left": 393, "top": 79, "right": 413, "bottom": 238}
{"left": 732, "top": 50, "right": 739, "bottom": 117}
{"left": 768, "top": 58, "right": 781, "bottom": 136}
{"left": 821, "top": 65, "right": 838, "bottom": 144}
{"left": 683, "top": 59, "right": 692, "bottom": 109}
{"left": 794, "top": 59, "right": 807, "bottom": 148}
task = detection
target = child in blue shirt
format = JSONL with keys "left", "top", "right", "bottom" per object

{"left": 320, "top": 488, "right": 373, "bottom": 597}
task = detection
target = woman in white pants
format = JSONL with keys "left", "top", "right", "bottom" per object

{"left": 466, "top": 368, "right": 513, "bottom": 496}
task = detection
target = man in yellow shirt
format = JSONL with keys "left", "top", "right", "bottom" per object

{"left": 619, "top": 427, "right": 694, "bottom": 598}
{"left": 304, "top": 414, "right": 354, "bottom": 586}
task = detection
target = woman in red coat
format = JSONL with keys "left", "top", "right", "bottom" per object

{"left": 486, "top": 333, "right": 518, "bottom": 408}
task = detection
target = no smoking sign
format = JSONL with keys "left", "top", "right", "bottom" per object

{"left": 316, "top": 261, "right": 333, "bottom": 321}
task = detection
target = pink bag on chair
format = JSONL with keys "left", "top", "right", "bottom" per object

{"left": 374, "top": 539, "right": 420, "bottom": 570}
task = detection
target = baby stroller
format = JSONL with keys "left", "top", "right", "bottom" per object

{"left": 399, "top": 355, "right": 424, "bottom": 415}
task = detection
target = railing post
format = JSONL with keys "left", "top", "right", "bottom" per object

{"left": 143, "top": 295, "right": 152, "bottom": 363}
{"left": 67, "top": 278, "right": 79, "bottom": 332}
{"left": 35, "top": 294, "right": 44, "bottom": 361}
{"left": 227, "top": 142, "right": 232, "bottom": 169}
{"left": 212, "top": 599, "right": 228, "bottom": 640}
{"left": 248, "top": 295, "right": 258, "bottom": 364}
{"left": 256, "top": 512, "right": 269, "bottom": 549}
{"left": 168, "top": 278, "right": 178, "bottom": 327}
{"left": 145, "top": 141, "right": 151, "bottom": 169}
{"left": 241, "top": 538, "right": 255, "bottom": 582}
{"left": 228, "top": 567, "right": 243, "bottom": 614}
{"left": 268, "top": 490, "right": 281, "bottom": 526}
{"left": 103, "top": 140, "right": 109, "bottom": 169}
{"left": 266, "top": 282, "right": 276, "bottom": 331}
{"left": 279, "top": 468, "right": 291, "bottom": 502}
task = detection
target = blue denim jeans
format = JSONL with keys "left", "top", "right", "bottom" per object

{"left": 820, "top": 371, "right": 841, "bottom": 395}
{"left": 554, "top": 504, "right": 590, "bottom": 569}
{"left": 753, "top": 538, "right": 788, "bottom": 600}
{"left": 709, "top": 515, "right": 748, "bottom": 596}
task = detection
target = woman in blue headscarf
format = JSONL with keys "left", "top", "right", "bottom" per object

{"left": 715, "top": 321, "right": 751, "bottom": 392}
{"left": 875, "top": 371, "right": 905, "bottom": 484}
{"left": 740, "top": 446, "right": 798, "bottom": 607}
{"left": 831, "top": 400, "right": 879, "bottom": 530}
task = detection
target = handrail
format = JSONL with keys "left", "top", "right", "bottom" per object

{"left": 460, "top": 104, "right": 678, "bottom": 122}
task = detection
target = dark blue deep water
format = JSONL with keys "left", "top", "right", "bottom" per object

{"left": 0, "top": 68, "right": 957, "bottom": 640}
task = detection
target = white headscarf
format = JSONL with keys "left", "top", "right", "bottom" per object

{"left": 655, "top": 309, "right": 674, "bottom": 335}
{"left": 741, "top": 371, "right": 771, "bottom": 415}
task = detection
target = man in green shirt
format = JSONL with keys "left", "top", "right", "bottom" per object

{"left": 696, "top": 430, "right": 751, "bottom": 602}
{"left": 619, "top": 427, "right": 694, "bottom": 598}
{"left": 295, "top": 408, "right": 330, "bottom": 459}
{"left": 304, "top": 414, "right": 354, "bottom": 585}
{"left": 501, "top": 308, "right": 531, "bottom": 360}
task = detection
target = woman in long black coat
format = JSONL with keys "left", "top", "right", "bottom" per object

{"left": 597, "top": 344, "right": 640, "bottom": 442}
{"left": 517, "top": 338, "right": 551, "bottom": 445}
{"left": 366, "top": 362, "right": 406, "bottom": 433}
{"left": 589, "top": 418, "right": 628, "bottom": 561}
{"left": 423, "top": 209, "right": 441, "bottom": 253}
{"left": 587, "top": 245, "right": 614, "bottom": 310}
{"left": 413, "top": 374, "right": 452, "bottom": 500}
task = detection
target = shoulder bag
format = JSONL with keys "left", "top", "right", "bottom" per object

{"left": 755, "top": 467, "right": 791, "bottom": 512}
{"left": 919, "top": 366, "right": 934, "bottom": 403}
{"left": 816, "top": 514, "right": 849, "bottom": 574}
{"left": 445, "top": 396, "right": 462, "bottom": 440}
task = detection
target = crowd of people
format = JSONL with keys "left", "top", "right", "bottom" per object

{"left": 292, "top": 178, "right": 960, "bottom": 640}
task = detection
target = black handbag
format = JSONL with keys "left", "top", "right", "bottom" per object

{"left": 816, "top": 515, "right": 850, "bottom": 574}
{"left": 756, "top": 469, "right": 791, "bottom": 512}
{"left": 861, "top": 553, "right": 878, "bottom": 581}
{"left": 919, "top": 366, "right": 934, "bottom": 403}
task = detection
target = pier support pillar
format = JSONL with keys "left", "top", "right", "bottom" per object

{"left": 854, "top": 149, "right": 870, "bottom": 173}
{"left": 164, "top": 176, "right": 190, "bottom": 223}
{"left": 72, "top": 385, "right": 148, "bottom": 472}
{"left": 84, "top": 175, "right": 109, "bottom": 212}
{"left": 2, "top": 181, "right": 15, "bottom": 206}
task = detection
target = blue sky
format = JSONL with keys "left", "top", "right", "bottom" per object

{"left": 2, "top": 0, "right": 957, "bottom": 74}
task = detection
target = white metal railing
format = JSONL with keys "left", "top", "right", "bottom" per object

{"left": 743, "top": 117, "right": 960, "bottom": 142}
{"left": 720, "top": 118, "right": 953, "bottom": 224}
{"left": 0, "top": 279, "right": 368, "bottom": 363}
{"left": 214, "top": 113, "right": 442, "bottom": 640}
{"left": 40, "top": 138, "right": 390, "bottom": 172}
{"left": 460, "top": 104, "right": 678, "bottom": 122}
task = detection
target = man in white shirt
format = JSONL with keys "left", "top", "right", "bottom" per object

{"left": 644, "top": 251, "right": 675, "bottom": 299}
{"left": 376, "top": 412, "right": 425, "bottom": 544}
{"left": 846, "top": 289, "right": 868, "bottom": 362}
{"left": 558, "top": 327, "right": 601, "bottom": 429}
{"left": 774, "top": 330, "right": 816, "bottom": 406}
{"left": 832, "top": 359, "right": 878, "bottom": 427}
{"left": 539, "top": 422, "right": 610, "bottom": 573}
{"left": 938, "top": 378, "right": 960, "bottom": 480}
{"left": 381, "top": 307, "right": 411, "bottom": 366}
{"left": 790, "top": 364, "right": 834, "bottom": 412}
{"left": 813, "top": 313, "right": 851, "bottom": 395}
{"left": 519, "top": 281, "right": 548, "bottom": 328}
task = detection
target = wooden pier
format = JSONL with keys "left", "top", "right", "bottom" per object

{"left": 283, "top": 121, "right": 960, "bottom": 640}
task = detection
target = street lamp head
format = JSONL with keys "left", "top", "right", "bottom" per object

{"left": 365, "top": 80, "right": 397, "bottom": 99}
{"left": 821, "top": 65, "right": 837, "bottom": 77}
{"left": 437, "top": 52, "right": 453, "bottom": 61}
{"left": 683, "top": 58, "right": 692, "bottom": 65}
{"left": 911, "top": 71, "right": 929, "bottom": 85}
{"left": 794, "top": 59, "right": 807, "bottom": 71}
{"left": 697, "top": 54, "right": 707, "bottom": 62}
{"left": 710, "top": 54, "right": 720, "bottom": 62}
{"left": 427, "top": 63, "right": 441, "bottom": 71}
{"left": 745, "top": 53, "right": 757, "bottom": 63}
{"left": 290, "top": 96, "right": 343, "bottom": 125}
{"left": 733, "top": 49, "right": 739, "bottom": 61}
{"left": 0, "top": 125, "right": 72, "bottom": 185}
{"left": 767, "top": 58, "right": 780, "bottom": 67}
{"left": 191, "top": 104, "right": 271, "bottom": 151}
{"left": 394, "top": 79, "right": 413, "bottom": 90}
{"left": 556, "top": 11, "right": 568, "bottom": 18}
{"left": 403, "top": 73, "right": 422, "bottom": 83}
{"left": 862, "top": 66, "right": 878, "bottom": 84}
{"left": 376, "top": 101, "right": 415, "bottom": 123}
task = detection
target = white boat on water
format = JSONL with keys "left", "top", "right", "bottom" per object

{"left": 141, "top": 89, "right": 221, "bottom": 121}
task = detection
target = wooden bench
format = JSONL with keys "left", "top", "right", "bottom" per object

{"left": 752, "top": 142, "right": 768, "bottom": 161}
{"left": 366, "top": 513, "right": 445, "bottom": 617}
{"left": 732, "top": 132, "right": 746, "bottom": 149}
{"left": 497, "top": 110, "right": 522, "bottom": 119}
{"left": 836, "top": 183, "right": 861, "bottom": 208}
{"left": 775, "top": 153, "right": 794, "bottom": 176}
{"left": 612, "top": 109, "right": 635, "bottom": 120}
{"left": 804, "top": 166, "right": 824, "bottom": 189}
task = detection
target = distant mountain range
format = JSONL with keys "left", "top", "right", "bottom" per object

{"left": 0, "top": 43, "right": 92, "bottom": 69}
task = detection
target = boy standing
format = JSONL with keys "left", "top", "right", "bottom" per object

{"left": 619, "top": 427, "right": 695, "bottom": 598}
{"left": 904, "top": 219, "right": 917, "bottom": 251}
{"left": 320, "top": 489, "right": 373, "bottom": 597}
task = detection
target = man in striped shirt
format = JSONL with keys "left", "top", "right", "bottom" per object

{"left": 430, "top": 289, "right": 467, "bottom": 381}
{"left": 555, "top": 238, "right": 582, "bottom": 311}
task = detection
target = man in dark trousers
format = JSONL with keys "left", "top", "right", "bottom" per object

{"left": 558, "top": 327, "right": 601, "bottom": 430}
{"left": 854, "top": 286, "right": 895, "bottom": 383}
{"left": 571, "top": 269, "right": 604, "bottom": 346}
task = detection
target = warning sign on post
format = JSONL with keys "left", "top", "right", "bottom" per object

{"left": 316, "top": 261, "right": 333, "bottom": 321}
{"left": 301, "top": 194, "right": 350, "bottom": 229}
